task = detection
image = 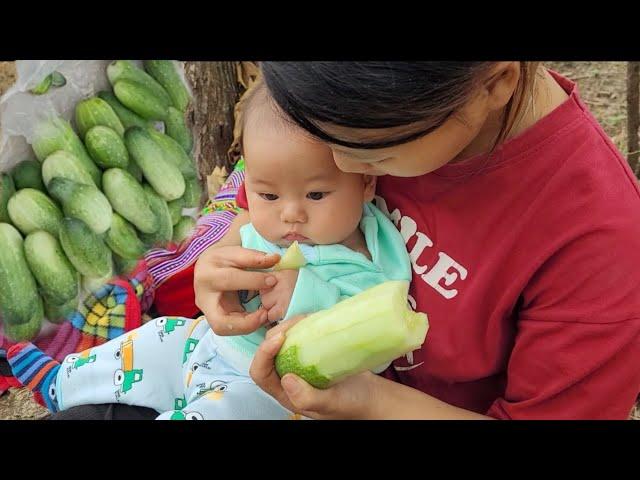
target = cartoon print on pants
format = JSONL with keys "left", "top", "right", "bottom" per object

{"left": 185, "top": 360, "right": 210, "bottom": 388}
{"left": 203, "top": 380, "right": 229, "bottom": 401}
{"left": 65, "top": 349, "right": 96, "bottom": 377}
{"left": 156, "top": 317, "right": 187, "bottom": 341}
{"left": 182, "top": 316, "right": 205, "bottom": 364}
{"left": 183, "top": 338, "right": 199, "bottom": 364}
{"left": 114, "top": 333, "right": 143, "bottom": 398}
{"left": 170, "top": 410, "right": 204, "bottom": 420}
{"left": 174, "top": 396, "right": 187, "bottom": 410}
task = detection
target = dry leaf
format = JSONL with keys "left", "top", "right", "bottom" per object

{"left": 207, "top": 166, "right": 228, "bottom": 197}
{"left": 227, "top": 70, "right": 264, "bottom": 166}
{"left": 236, "top": 61, "right": 260, "bottom": 89}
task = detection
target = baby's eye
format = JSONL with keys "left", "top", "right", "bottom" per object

{"left": 259, "top": 193, "right": 279, "bottom": 201}
{"left": 307, "top": 192, "right": 326, "bottom": 200}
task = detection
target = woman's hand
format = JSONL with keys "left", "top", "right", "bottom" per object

{"left": 249, "top": 316, "right": 494, "bottom": 420}
{"left": 194, "top": 244, "right": 281, "bottom": 335}
{"left": 249, "top": 317, "right": 381, "bottom": 419}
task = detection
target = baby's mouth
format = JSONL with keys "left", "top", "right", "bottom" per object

{"left": 282, "top": 232, "right": 309, "bottom": 243}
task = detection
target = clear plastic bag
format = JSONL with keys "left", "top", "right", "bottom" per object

{"left": 0, "top": 60, "right": 191, "bottom": 338}
{"left": 0, "top": 60, "right": 190, "bottom": 170}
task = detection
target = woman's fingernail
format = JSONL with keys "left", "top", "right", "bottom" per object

{"left": 282, "top": 375, "right": 301, "bottom": 395}
{"left": 265, "top": 276, "right": 277, "bottom": 287}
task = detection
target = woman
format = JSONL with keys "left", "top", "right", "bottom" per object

{"left": 195, "top": 62, "right": 640, "bottom": 419}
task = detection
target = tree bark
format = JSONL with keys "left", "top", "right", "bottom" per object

{"left": 185, "top": 62, "right": 242, "bottom": 179}
{"left": 626, "top": 62, "right": 640, "bottom": 174}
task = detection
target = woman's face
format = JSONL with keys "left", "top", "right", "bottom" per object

{"left": 325, "top": 89, "right": 493, "bottom": 177}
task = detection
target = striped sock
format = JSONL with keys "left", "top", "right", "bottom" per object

{"left": 7, "top": 343, "right": 61, "bottom": 412}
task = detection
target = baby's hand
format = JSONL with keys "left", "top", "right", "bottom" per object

{"left": 259, "top": 269, "right": 299, "bottom": 324}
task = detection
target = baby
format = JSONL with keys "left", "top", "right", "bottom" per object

{"left": 8, "top": 83, "right": 411, "bottom": 420}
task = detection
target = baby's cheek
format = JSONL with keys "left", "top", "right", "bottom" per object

{"left": 250, "top": 212, "right": 280, "bottom": 243}
{"left": 320, "top": 211, "right": 359, "bottom": 243}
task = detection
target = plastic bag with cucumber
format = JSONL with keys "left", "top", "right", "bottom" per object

{"left": 0, "top": 60, "right": 200, "bottom": 341}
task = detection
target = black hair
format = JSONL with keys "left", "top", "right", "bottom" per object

{"left": 261, "top": 62, "right": 538, "bottom": 150}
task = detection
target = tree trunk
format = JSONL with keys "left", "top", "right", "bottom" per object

{"left": 626, "top": 62, "right": 640, "bottom": 174}
{"left": 185, "top": 62, "right": 242, "bottom": 180}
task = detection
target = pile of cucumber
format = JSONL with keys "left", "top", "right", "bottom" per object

{"left": 0, "top": 60, "right": 201, "bottom": 341}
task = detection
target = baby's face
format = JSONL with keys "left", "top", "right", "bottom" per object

{"left": 243, "top": 125, "right": 374, "bottom": 247}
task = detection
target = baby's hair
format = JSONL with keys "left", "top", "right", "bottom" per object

{"left": 239, "top": 80, "right": 268, "bottom": 132}
{"left": 238, "top": 78, "right": 309, "bottom": 157}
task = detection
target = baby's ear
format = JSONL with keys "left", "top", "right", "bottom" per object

{"left": 363, "top": 175, "right": 377, "bottom": 202}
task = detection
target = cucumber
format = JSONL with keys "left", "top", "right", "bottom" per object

{"left": 124, "top": 127, "right": 185, "bottom": 201}
{"left": 7, "top": 188, "right": 63, "bottom": 237}
{"left": 24, "top": 230, "right": 78, "bottom": 305}
{"left": 101, "top": 168, "right": 158, "bottom": 234}
{"left": 181, "top": 175, "right": 203, "bottom": 208}
{"left": 139, "top": 184, "right": 173, "bottom": 248}
{"left": 0, "top": 223, "right": 44, "bottom": 340}
{"left": 114, "top": 80, "right": 169, "bottom": 121}
{"left": 275, "top": 281, "right": 428, "bottom": 389}
{"left": 12, "top": 160, "right": 45, "bottom": 191}
{"left": 32, "top": 117, "right": 102, "bottom": 188}
{"left": 105, "top": 213, "right": 147, "bottom": 260}
{"left": 114, "top": 254, "right": 140, "bottom": 276}
{"left": 82, "top": 269, "right": 114, "bottom": 294}
{"left": 167, "top": 197, "right": 184, "bottom": 226}
{"left": 0, "top": 173, "right": 16, "bottom": 223}
{"left": 75, "top": 97, "right": 125, "bottom": 138}
{"left": 2, "top": 303, "right": 43, "bottom": 342}
{"left": 143, "top": 60, "right": 191, "bottom": 112}
{"left": 48, "top": 177, "right": 113, "bottom": 235}
{"left": 42, "top": 150, "right": 95, "bottom": 188}
{"left": 44, "top": 295, "right": 78, "bottom": 324}
{"left": 97, "top": 90, "right": 154, "bottom": 130}
{"left": 146, "top": 128, "right": 197, "bottom": 179}
{"left": 107, "top": 60, "right": 172, "bottom": 106}
{"left": 274, "top": 241, "right": 306, "bottom": 271}
{"left": 59, "top": 217, "right": 113, "bottom": 279}
{"left": 127, "top": 160, "right": 143, "bottom": 182}
{"left": 84, "top": 125, "right": 129, "bottom": 169}
{"left": 164, "top": 106, "right": 193, "bottom": 153}
{"left": 172, "top": 216, "right": 197, "bottom": 244}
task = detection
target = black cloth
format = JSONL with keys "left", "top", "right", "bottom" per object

{"left": 48, "top": 403, "right": 159, "bottom": 420}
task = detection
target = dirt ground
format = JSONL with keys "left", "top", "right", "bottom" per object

{"left": 0, "top": 61, "right": 16, "bottom": 97}
{"left": 0, "top": 387, "right": 49, "bottom": 420}
{"left": 548, "top": 61, "right": 628, "bottom": 154}
{"left": 0, "top": 61, "right": 633, "bottom": 420}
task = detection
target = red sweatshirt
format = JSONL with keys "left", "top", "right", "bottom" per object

{"left": 376, "top": 72, "right": 640, "bottom": 419}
